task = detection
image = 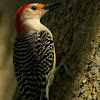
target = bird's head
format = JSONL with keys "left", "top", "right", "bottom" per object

{"left": 14, "top": 2, "right": 60, "bottom": 37}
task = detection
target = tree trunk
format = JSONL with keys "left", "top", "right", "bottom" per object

{"left": 0, "top": 0, "right": 99, "bottom": 100}
{"left": 48, "top": 0, "right": 100, "bottom": 100}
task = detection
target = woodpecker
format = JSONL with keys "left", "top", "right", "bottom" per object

{"left": 13, "top": 2, "right": 60, "bottom": 100}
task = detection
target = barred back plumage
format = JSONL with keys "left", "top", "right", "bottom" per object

{"left": 13, "top": 31, "right": 54, "bottom": 100}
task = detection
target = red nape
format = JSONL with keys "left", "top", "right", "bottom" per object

{"left": 14, "top": 3, "right": 33, "bottom": 37}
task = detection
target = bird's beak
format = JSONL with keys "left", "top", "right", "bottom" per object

{"left": 42, "top": 1, "right": 61, "bottom": 9}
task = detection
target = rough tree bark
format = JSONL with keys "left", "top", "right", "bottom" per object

{"left": 0, "top": 0, "right": 99, "bottom": 100}
{"left": 48, "top": 0, "right": 100, "bottom": 100}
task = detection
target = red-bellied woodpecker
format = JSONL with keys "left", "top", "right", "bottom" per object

{"left": 13, "top": 2, "right": 60, "bottom": 100}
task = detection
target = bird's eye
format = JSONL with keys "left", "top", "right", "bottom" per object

{"left": 31, "top": 6, "right": 37, "bottom": 10}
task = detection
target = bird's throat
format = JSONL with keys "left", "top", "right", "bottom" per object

{"left": 24, "top": 18, "right": 46, "bottom": 33}
{"left": 15, "top": 18, "right": 51, "bottom": 38}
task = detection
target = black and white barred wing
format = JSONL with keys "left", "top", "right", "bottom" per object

{"left": 35, "top": 31, "right": 54, "bottom": 74}
{"left": 34, "top": 31, "right": 55, "bottom": 99}
{"left": 13, "top": 31, "right": 54, "bottom": 100}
